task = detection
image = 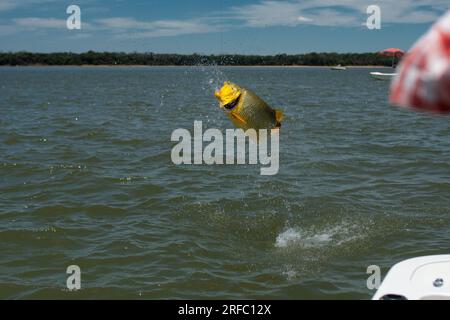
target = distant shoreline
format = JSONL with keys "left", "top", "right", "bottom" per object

{"left": 0, "top": 64, "right": 392, "bottom": 68}
{"left": 0, "top": 52, "right": 399, "bottom": 67}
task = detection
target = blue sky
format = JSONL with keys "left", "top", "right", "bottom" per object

{"left": 0, "top": 0, "right": 449, "bottom": 54}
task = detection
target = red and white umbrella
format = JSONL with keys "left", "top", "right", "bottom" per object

{"left": 390, "top": 11, "right": 450, "bottom": 113}
{"left": 379, "top": 48, "right": 405, "bottom": 56}
{"left": 379, "top": 48, "right": 405, "bottom": 68}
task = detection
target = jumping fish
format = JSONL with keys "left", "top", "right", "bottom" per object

{"left": 214, "top": 81, "right": 284, "bottom": 130}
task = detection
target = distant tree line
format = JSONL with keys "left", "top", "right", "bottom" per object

{"left": 0, "top": 51, "right": 396, "bottom": 66}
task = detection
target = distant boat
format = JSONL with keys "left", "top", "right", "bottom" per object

{"left": 370, "top": 72, "right": 397, "bottom": 80}
{"left": 331, "top": 64, "right": 347, "bottom": 71}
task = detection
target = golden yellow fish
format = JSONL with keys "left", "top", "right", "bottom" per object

{"left": 214, "top": 81, "right": 284, "bottom": 131}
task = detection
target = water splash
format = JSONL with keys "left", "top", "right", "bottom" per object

{"left": 275, "top": 222, "right": 363, "bottom": 249}
{"left": 195, "top": 57, "right": 228, "bottom": 92}
{"left": 275, "top": 228, "right": 332, "bottom": 248}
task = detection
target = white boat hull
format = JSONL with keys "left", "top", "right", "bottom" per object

{"left": 373, "top": 255, "right": 450, "bottom": 300}
{"left": 370, "top": 72, "right": 397, "bottom": 80}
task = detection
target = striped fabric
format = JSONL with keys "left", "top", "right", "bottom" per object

{"left": 390, "top": 11, "right": 450, "bottom": 113}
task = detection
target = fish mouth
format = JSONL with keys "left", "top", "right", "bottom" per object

{"left": 215, "top": 81, "right": 242, "bottom": 111}
{"left": 223, "top": 96, "right": 240, "bottom": 111}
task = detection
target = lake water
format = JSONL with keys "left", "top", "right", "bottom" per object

{"left": 1, "top": 66, "right": 450, "bottom": 299}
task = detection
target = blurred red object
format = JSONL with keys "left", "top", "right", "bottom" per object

{"left": 390, "top": 11, "right": 450, "bottom": 113}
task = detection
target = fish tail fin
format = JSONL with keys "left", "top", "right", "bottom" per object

{"left": 275, "top": 109, "right": 284, "bottom": 123}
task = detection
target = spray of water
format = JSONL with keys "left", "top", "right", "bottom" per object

{"left": 196, "top": 57, "right": 228, "bottom": 92}
{"left": 174, "top": 57, "right": 230, "bottom": 128}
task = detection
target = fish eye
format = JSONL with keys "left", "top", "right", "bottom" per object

{"left": 223, "top": 96, "right": 240, "bottom": 111}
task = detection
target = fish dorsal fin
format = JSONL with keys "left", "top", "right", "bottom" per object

{"left": 275, "top": 109, "right": 284, "bottom": 123}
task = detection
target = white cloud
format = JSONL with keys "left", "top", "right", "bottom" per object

{"left": 14, "top": 17, "right": 65, "bottom": 28}
{"left": 0, "top": 0, "right": 59, "bottom": 12}
{"left": 225, "top": 0, "right": 450, "bottom": 28}
{"left": 227, "top": 1, "right": 310, "bottom": 27}
{"left": 12, "top": 17, "right": 92, "bottom": 30}
{"left": 297, "top": 16, "right": 313, "bottom": 23}
{"left": 82, "top": 1, "right": 450, "bottom": 39}
{"left": 96, "top": 17, "right": 149, "bottom": 30}
{"left": 1, "top": 0, "right": 449, "bottom": 40}
{"left": 96, "top": 17, "right": 221, "bottom": 38}
{"left": 375, "top": 0, "right": 449, "bottom": 24}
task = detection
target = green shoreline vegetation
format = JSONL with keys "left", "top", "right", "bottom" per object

{"left": 0, "top": 51, "right": 398, "bottom": 66}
